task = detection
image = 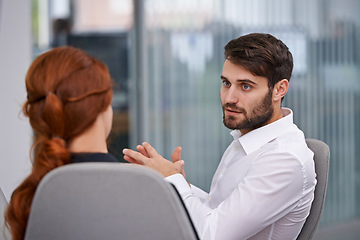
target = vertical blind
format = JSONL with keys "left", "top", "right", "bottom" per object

{"left": 130, "top": 0, "right": 360, "bottom": 225}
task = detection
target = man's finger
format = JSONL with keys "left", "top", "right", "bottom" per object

{"left": 123, "top": 148, "right": 147, "bottom": 164}
{"left": 172, "top": 146, "right": 182, "bottom": 163}
{"left": 174, "top": 160, "right": 186, "bottom": 178}
{"left": 173, "top": 160, "right": 184, "bottom": 171}
{"left": 142, "top": 142, "right": 159, "bottom": 158}
{"left": 137, "top": 145, "right": 150, "bottom": 158}
{"left": 123, "top": 155, "right": 144, "bottom": 165}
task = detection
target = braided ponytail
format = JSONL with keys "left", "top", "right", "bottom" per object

{"left": 5, "top": 46, "right": 113, "bottom": 240}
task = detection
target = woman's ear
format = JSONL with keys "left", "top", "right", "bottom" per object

{"left": 272, "top": 79, "right": 289, "bottom": 102}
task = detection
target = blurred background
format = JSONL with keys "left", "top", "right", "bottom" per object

{"left": 1, "top": 0, "right": 360, "bottom": 239}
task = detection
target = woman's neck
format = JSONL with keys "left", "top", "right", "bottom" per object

{"left": 68, "top": 116, "right": 109, "bottom": 154}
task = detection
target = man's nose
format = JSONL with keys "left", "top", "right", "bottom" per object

{"left": 225, "top": 87, "right": 238, "bottom": 104}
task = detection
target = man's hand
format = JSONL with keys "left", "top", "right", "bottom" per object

{"left": 123, "top": 142, "right": 185, "bottom": 178}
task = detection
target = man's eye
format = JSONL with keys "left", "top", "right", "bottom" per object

{"left": 242, "top": 84, "right": 251, "bottom": 90}
{"left": 222, "top": 80, "right": 231, "bottom": 87}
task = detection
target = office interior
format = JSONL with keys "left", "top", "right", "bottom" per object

{"left": 0, "top": 0, "right": 359, "bottom": 239}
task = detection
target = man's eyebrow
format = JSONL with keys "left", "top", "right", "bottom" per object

{"left": 220, "top": 75, "right": 257, "bottom": 85}
{"left": 237, "top": 79, "right": 257, "bottom": 85}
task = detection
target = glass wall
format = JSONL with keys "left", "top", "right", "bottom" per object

{"left": 130, "top": 0, "right": 360, "bottom": 226}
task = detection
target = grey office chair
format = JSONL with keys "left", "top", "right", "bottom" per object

{"left": 296, "top": 139, "right": 330, "bottom": 240}
{"left": 1, "top": 187, "right": 10, "bottom": 240}
{"left": 24, "top": 163, "right": 199, "bottom": 240}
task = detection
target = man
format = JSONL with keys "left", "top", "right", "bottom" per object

{"left": 123, "top": 33, "right": 316, "bottom": 240}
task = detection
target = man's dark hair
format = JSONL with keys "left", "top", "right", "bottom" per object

{"left": 224, "top": 33, "right": 293, "bottom": 89}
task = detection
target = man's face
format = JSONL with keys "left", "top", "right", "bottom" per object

{"left": 220, "top": 60, "right": 274, "bottom": 135}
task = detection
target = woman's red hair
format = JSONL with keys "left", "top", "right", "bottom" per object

{"left": 5, "top": 46, "right": 113, "bottom": 240}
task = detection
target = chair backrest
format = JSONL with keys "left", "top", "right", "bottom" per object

{"left": 24, "top": 162, "right": 198, "bottom": 240}
{"left": 0, "top": 188, "right": 10, "bottom": 240}
{"left": 296, "top": 139, "right": 330, "bottom": 240}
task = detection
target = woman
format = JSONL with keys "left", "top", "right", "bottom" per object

{"left": 5, "top": 46, "right": 116, "bottom": 240}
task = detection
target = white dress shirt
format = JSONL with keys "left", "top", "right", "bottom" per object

{"left": 166, "top": 108, "right": 316, "bottom": 240}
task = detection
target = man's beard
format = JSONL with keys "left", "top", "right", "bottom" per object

{"left": 222, "top": 90, "right": 274, "bottom": 131}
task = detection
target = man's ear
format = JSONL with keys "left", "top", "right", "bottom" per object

{"left": 272, "top": 79, "right": 289, "bottom": 102}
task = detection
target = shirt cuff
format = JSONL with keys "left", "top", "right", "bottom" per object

{"left": 165, "top": 174, "right": 192, "bottom": 198}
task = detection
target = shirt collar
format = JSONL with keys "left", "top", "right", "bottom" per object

{"left": 230, "top": 108, "right": 294, "bottom": 155}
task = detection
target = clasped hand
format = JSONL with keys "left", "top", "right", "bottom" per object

{"left": 123, "top": 142, "right": 186, "bottom": 178}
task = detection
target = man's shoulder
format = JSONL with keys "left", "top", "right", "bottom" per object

{"left": 262, "top": 129, "right": 314, "bottom": 166}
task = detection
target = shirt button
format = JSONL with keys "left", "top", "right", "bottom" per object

{"left": 220, "top": 170, "right": 224, "bottom": 176}
{"left": 207, "top": 195, "right": 211, "bottom": 201}
{"left": 233, "top": 145, "right": 239, "bottom": 151}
